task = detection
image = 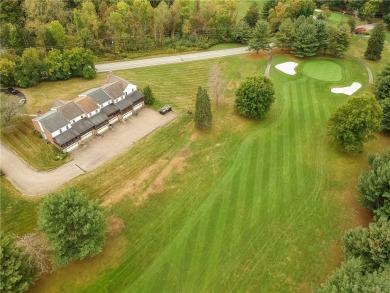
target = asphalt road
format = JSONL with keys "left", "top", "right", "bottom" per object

{"left": 96, "top": 47, "right": 249, "bottom": 72}
{"left": 1, "top": 108, "right": 177, "bottom": 196}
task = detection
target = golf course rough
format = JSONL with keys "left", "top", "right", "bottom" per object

{"left": 302, "top": 59, "right": 342, "bottom": 82}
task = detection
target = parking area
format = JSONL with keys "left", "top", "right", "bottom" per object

{"left": 0, "top": 108, "right": 178, "bottom": 195}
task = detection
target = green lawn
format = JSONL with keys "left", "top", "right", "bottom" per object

{"left": 1, "top": 116, "right": 71, "bottom": 171}
{"left": 20, "top": 53, "right": 390, "bottom": 292}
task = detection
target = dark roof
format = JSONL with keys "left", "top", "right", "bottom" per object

{"left": 71, "top": 118, "right": 94, "bottom": 135}
{"left": 115, "top": 98, "right": 133, "bottom": 111}
{"left": 32, "top": 110, "right": 57, "bottom": 122}
{"left": 39, "top": 111, "right": 69, "bottom": 133}
{"left": 81, "top": 88, "right": 111, "bottom": 105}
{"left": 57, "top": 101, "right": 84, "bottom": 121}
{"left": 54, "top": 129, "right": 79, "bottom": 146}
{"left": 100, "top": 103, "right": 120, "bottom": 117}
{"left": 127, "top": 91, "right": 144, "bottom": 104}
{"left": 74, "top": 96, "right": 99, "bottom": 114}
{"left": 105, "top": 73, "right": 129, "bottom": 89}
{"left": 102, "top": 81, "right": 124, "bottom": 100}
{"left": 89, "top": 112, "right": 109, "bottom": 126}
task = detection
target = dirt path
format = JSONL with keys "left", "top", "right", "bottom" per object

{"left": 0, "top": 108, "right": 177, "bottom": 196}
{"left": 352, "top": 56, "right": 374, "bottom": 84}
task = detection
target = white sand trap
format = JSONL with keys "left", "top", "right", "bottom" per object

{"left": 331, "top": 82, "right": 362, "bottom": 96}
{"left": 275, "top": 62, "right": 298, "bottom": 75}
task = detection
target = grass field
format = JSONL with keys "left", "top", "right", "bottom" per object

{"left": 8, "top": 52, "right": 387, "bottom": 292}
{"left": 1, "top": 116, "right": 71, "bottom": 171}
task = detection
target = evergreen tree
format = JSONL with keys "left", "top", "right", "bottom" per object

{"left": 249, "top": 20, "right": 270, "bottom": 54}
{"left": 344, "top": 221, "right": 390, "bottom": 271}
{"left": 365, "top": 22, "right": 386, "bottom": 61}
{"left": 380, "top": 98, "right": 390, "bottom": 130}
{"left": 0, "top": 233, "right": 39, "bottom": 293}
{"left": 262, "top": 0, "right": 278, "bottom": 20}
{"left": 358, "top": 152, "right": 390, "bottom": 220}
{"left": 235, "top": 75, "right": 275, "bottom": 119}
{"left": 275, "top": 18, "right": 295, "bottom": 50}
{"left": 194, "top": 86, "right": 212, "bottom": 130}
{"left": 291, "top": 16, "right": 319, "bottom": 57}
{"left": 143, "top": 85, "right": 155, "bottom": 105}
{"left": 38, "top": 188, "right": 107, "bottom": 266}
{"left": 376, "top": 76, "right": 390, "bottom": 100}
{"left": 234, "top": 20, "right": 252, "bottom": 44}
{"left": 314, "top": 20, "right": 328, "bottom": 54}
{"left": 244, "top": 2, "right": 260, "bottom": 28}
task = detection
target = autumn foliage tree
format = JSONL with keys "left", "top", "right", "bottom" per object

{"left": 235, "top": 75, "right": 275, "bottom": 119}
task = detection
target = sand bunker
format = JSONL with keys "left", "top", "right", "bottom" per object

{"left": 275, "top": 62, "right": 298, "bottom": 75}
{"left": 331, "top": 82, "right": 362, "bottom": 96}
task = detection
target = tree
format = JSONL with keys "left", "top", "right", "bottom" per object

{"left": 262, "top": 0, "right": 278, "bottom": 20}
{"left": 0, "top": 233, "right": 39, "bottom": 293}
{"left": 380, "top": 99, "right": 390, "bottom": 130}
{"left": 38, "top": 188, "right": 107, "bottom": 266}
{"left": 143, "top": 85, "right": 155, "bottom": 105}
{"left": 64, "top": 47, "right": 96, "bottom": 79}
{"left": 291, "top": 16, "right": 319, "bottom": 57}
{"left": 315, "top": 258, "right": 390, "bottom": 293}
{"left": 0, "top": 57, "right": 16, "bottom": 87}
{"left": 348, "top": 17, "right": 356, "bottom": 33}
{"left": 44, "top": 49, "right": 71, "bottom": 81}
{"left": 15, "top": 233, "right": 53, "bottom": 275}
{"left": 365, "top": 22, "right": 386, "bottom": 61}
{"left": 244, "top": 2, "right": 260, "bottom": 28}
{"left": 194, "top": 86, "right": 212, "bottom": 130}
{"left": 375, "top": 76, "right": 390, "bottom": 100}
{"left": 235, "top": 75, "right": 275, "bottom": 119}
{"left": 360, "top": 0, "right": 382, "bottom": 20}
{"left": 384, "top": 13, "right": 390, "bottom": 27}
{"left": 248, "top": 20, "right": 270, "bottom": 54}
{"left": 344, "top": 221, "right": 390, "bottom": 271}
{"left": 14, "top": 48, "right": 43, "bottom": 88}
{"left": 314, "top": 20, "right": 328, "bottom": 54}
{"left": 358, "top": 152, "right": 390, "bottom": 219}
{"left": 0, "top": 93, "right": 25, "bottom": 123}
{"left": 275, "top": 18, "right": 295, "bottom": 50}
{"left": 327, "top": 93, "right": 383, "bottom": 153}
{"left": 327, "top": 24, "right": 351, "bottom": 57}
{"left": 47, "top": 20, "right": 66, "bottom": 50}
{"left": 234, "top": 20, "right": 252, "bottom": 44}
{"left": 208, "top": 64, "right": 224, "bottom": 106}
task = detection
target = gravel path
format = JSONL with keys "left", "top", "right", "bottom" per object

{"left": 1, "top": 108, "right": 177, "bottom": 196}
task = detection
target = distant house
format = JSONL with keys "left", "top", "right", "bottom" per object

{"left": 32, "top": 74, "right": 145, "bottom": 152}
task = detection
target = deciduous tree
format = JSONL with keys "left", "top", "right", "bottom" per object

{"left": 194, "top": 86, "right": 212, "bottom": 130}
{"left": 0, "top": 93, "right": 25, "bottom": 123}
{"left": 44, "top": 49, "right": 71, "bottom": 81}
{"left": 38, "top": 188, "right": 107, "bottom": 266}
{"left": 235, "top": 75, "right": 275, "bottom": 119}
{"left": 327, "top": 93, "right": 382, "bottom": 153}
{"left": 14, "top": 48, "right": 43, "bottom": 88}
{"left": 64, "top": 47, "right": 96, "bottom": 79}
{"left": 365, "top": 22, "right": 386, "bottom": 61}
{"left": 0, "top": 233, "right": 39, "bottom": 293}
{"left": 380, "top": 98, "right": 390, "bottom": 130}
{"left": 327, "top": 24, "right": 351, "bottom": 57}
{"left": 358, "top": 152, "right": 390, "bottom": 219}
{"left": 249, "top": 20, "right": 270, "bottom": 54}
{"left": 0, "top": 57, "right": 16, "bottom": 87}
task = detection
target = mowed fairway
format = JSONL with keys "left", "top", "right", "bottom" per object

{"left": 17, "top": 54, "right": 386, "bottom": 292}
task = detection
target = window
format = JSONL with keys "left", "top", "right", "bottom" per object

{"left": 60, "top": 129, "right": 62, "bottom": 133}
{"left": 73, "top": 120, "right": 75, "bottom": 123}
{"left": 81, "top": 115, "right": 84, "bottom": 118}
{"left": 66, "top": 126, "right": 69, "bottom": 129}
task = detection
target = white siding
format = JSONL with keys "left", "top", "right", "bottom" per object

{"left": 123, "top": 111, "right": 133, "bottom": 120}
{"left": 109, "top": 117, "right": 118, "bottom": 124}
{"left": 134, "top": 103, "right": 143, "bottom": 111}
{"left": 81, "top": 132, "right": 93, "bottom": 140}
{"left": 52, "top": 123, "right": 72, "bottom": 138}
{"left": 124, "top": 84, "right": 137, "bottom": 95}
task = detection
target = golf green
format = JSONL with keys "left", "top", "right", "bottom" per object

{"left": 303, "top": 59, "right": 342, "bottom": 82}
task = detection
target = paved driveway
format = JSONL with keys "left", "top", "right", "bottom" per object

{"left": 0, "top": 108, "right": 177, "bottom": 196}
